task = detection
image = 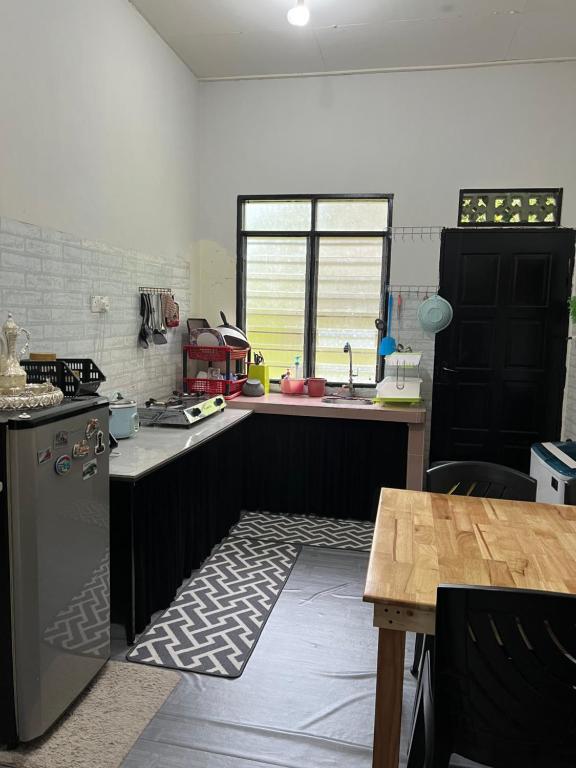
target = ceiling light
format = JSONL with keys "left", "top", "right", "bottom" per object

{"left": 287, "top": 0, "right": 310, "bottom": 27}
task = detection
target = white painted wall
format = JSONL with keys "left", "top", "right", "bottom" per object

{"left": 195, "top": 62, "right": 576, "bottom": 324}
{"left": 195, "top": 61, "right": 576, "bottom": 440}
{"left": 0, "top": 0, "right": 198, "bottom": 398}
{"left": 0, "top": 0, "right": 198, "bottom": 260}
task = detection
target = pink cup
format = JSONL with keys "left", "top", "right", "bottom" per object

{"left": 307, "top": 377, "right": 326, "bottom": 397}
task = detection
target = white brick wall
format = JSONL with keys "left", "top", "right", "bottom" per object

{"left": 0, "top": 216, "right": 191, "bottom": 404}
{"left": 384, "top": 293, "right": 436, "bottom": 465}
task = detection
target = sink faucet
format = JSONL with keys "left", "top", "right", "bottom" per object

{"left": 343, "top": 342, "right": 355, "bottom": 398}
{"left": 322, "top": 342, "right": 373, "bottom": 405}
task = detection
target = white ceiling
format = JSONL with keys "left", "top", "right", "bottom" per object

{"left": 130, "top": 0, "right": 576, "bottom": 79}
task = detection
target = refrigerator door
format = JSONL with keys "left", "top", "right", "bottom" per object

{"left": 7, "top": 405, "right": 110, "bottom": 741}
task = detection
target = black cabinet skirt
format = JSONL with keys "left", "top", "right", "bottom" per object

{"left": 110, "top": 414, "right": 407, "bottom": 640}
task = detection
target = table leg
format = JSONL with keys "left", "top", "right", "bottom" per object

{"left": 373, "top": 628, "right": 406, "bottom": 768}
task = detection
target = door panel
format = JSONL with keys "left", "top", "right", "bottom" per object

{"left": 456, "top": 321, "right": 495, "bottom": 368}
{"left": 505, "top": 320, "right": 544, "bottom": 368}
{"left": 460, "top": 252, "right": 500, "bottom": 305}
{"left": 454, "top": 383, "right": 491, "bottom": 428}
{"left": 511, "top": 253, "right": 551, "bottom": 306}
{"left": 501, "top": 381, "right": 540, "bottom": 431}
{"left": 431, "top": 228, "right": 575, "bottom": 472}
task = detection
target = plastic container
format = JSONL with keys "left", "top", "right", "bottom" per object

{"left": 21, "top": 358, "right": 106, "bottom": 397}
{"left": 280, "top": 378, "right": 305, "bottom": 395}
{"left": 307, "top": 377, "right": 326, "bottom": 397}
{"left": 185, "top": 375, "right": 247, "bottom": 400}
{"left": 247, "top": 362, "right": 270, "bottom": 394}
{"left": 185, "top": 345, "right": 248, "bottom": 362}
{"left": 376, "top": 375, "right": 422, "bottom": 402}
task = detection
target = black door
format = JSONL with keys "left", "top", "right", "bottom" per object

{"left": 431, "top": 228, "right": 575, "bottom": 472}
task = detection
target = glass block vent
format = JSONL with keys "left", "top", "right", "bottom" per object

{"left": 458, "top": 188, "right": 562, "bottom": 227}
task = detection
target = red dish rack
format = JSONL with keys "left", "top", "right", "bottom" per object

{"left": 183, "top": 345, "right": 250, "bottom": 400}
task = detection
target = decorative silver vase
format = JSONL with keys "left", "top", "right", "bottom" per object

{"left": 0, "top": 313, "right": 30, "bottom": 392}
{"left": 0, "top": 314, "right": 63, "bottom": 409}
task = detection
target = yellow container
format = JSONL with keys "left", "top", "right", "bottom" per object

{"left": 248, "top": 363, "right": 270, "bottom": 394}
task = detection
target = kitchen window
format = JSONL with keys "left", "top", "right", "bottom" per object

{"left": 237, "top": 194, "right": 393, "bottom": 384}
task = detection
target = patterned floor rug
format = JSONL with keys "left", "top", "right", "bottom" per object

{"left": 126, "top": 513, "right": 375, "bottom": 678}
{"left": 230, "top": 511, "right": 375, "bottom": 551}
{"left": 127, "top": 536, "right": 299, "bottom": 678}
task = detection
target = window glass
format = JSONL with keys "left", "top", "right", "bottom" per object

{"left": 245, "top": 237, "right": 306, "bottom": 380}
{"left": 315, "top": 237, "right": 383, "bottom": 384}
{"left": 244, "top": 201, "right": 312, "bottom": 231}
{"left": 240, "top": 195, "right": 392, "bottom": 383}
{"left": 316, "top": 199, "right": 389, "bottom": 232}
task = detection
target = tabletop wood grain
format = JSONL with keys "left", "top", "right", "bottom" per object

{"left": 364, "top": 488, "right": 576, "bottom": 611}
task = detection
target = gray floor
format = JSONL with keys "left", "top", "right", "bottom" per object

{"left": 114, "top": 546, "right": 480, "bottom": 768}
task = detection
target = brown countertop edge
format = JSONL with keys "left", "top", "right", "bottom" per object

{"left": 226, "top": 393, "right": 426, "bottom": 424}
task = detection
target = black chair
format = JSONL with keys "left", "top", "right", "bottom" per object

{"left": 410, "top": 461, "right": 537, "bottom": 676}
{"left": 407, "top": 585, "right": 576, "bottom": 768}
{"left": 426, "top": 460, "right": 537, "bottom": 501}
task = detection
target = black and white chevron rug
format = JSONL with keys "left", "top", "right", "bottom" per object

{"left": 230, "top": 511, "right": 374, "bottom": 551}
{"left": 127, "top": 513, "right": 374, "bottom": 678}
{"left": 127, "top": 536, "right": 299, "bottom": 677}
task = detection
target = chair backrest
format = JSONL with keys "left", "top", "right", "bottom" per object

{"left": 426, "top": 461, "right": 536, "bottom": 501}
{"left": 434, "top": 585, "right": 576, "bottom": 768}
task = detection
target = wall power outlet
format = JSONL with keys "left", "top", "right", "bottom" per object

{"left": 90, "top": 296, "right": 110, "bottom": 313}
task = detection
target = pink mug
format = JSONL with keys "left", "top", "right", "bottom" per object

{"left": 307, "top": 377, "right": 327, "bottom": 397}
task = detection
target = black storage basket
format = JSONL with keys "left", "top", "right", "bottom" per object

{"left": 21, "top": 358, "right": 106, "bottom": 397}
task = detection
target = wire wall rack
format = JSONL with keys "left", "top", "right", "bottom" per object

{"left": 138, "top": 286, "right": 173, "bottom": 294}
{"left": 385, "top": 284, "right": 438, "bottom": 297}
{"left": 389, "top": 226, "right": 444, "bottom": 241}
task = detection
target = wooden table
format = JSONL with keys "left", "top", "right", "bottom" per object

{"left": 363, "top": 488, "right": 576, "bottom": 768}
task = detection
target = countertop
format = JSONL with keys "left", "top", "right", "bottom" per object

{"left": 226, "top": 393, "right": 426, "bottom": 424}
{"left": 109, "top": 408, "right": 252, "bottom": 481}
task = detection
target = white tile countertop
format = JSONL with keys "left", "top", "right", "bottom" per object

{"left": 109, "top": 408, "right": 252, "bottom": 481}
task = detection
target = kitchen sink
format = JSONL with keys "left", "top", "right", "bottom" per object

{"left": 321, "top": 395, "right": 374, "bottom": 406}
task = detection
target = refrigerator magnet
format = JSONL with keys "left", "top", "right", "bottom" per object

{"left": 82, "top": 459, "right": 98, "bottom": 481}
{"left": 85, "top": 418, "right": 100, "bottom": 440}
{"left": 54, "top": 430, "right": 69, "bottom": 448}
{"left": 37, "top": 447, "right": 52, "bottom": 465}
{"left": 54, "top": 455, "right": 72, "bottom": 475}
{"left": 73, "top": 439, "right": 91, "bottom": 459}
{"left": 95, "top": 431, "right": 106, "bottom": 455}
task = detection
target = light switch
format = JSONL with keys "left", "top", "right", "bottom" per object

{"left": 90, "top": 296, "right": 110, "bottom": 313}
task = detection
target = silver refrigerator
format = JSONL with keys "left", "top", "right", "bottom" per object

{"left": 0, "top": 397, "right": 110, "bottom": 747}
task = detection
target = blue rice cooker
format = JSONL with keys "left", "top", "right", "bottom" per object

{"left": 109, "top": 393, "right": 140, "bottom": 439}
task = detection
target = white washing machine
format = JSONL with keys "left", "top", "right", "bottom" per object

{"left": 530, "top": 441, "right": 576, "bottom": 504}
